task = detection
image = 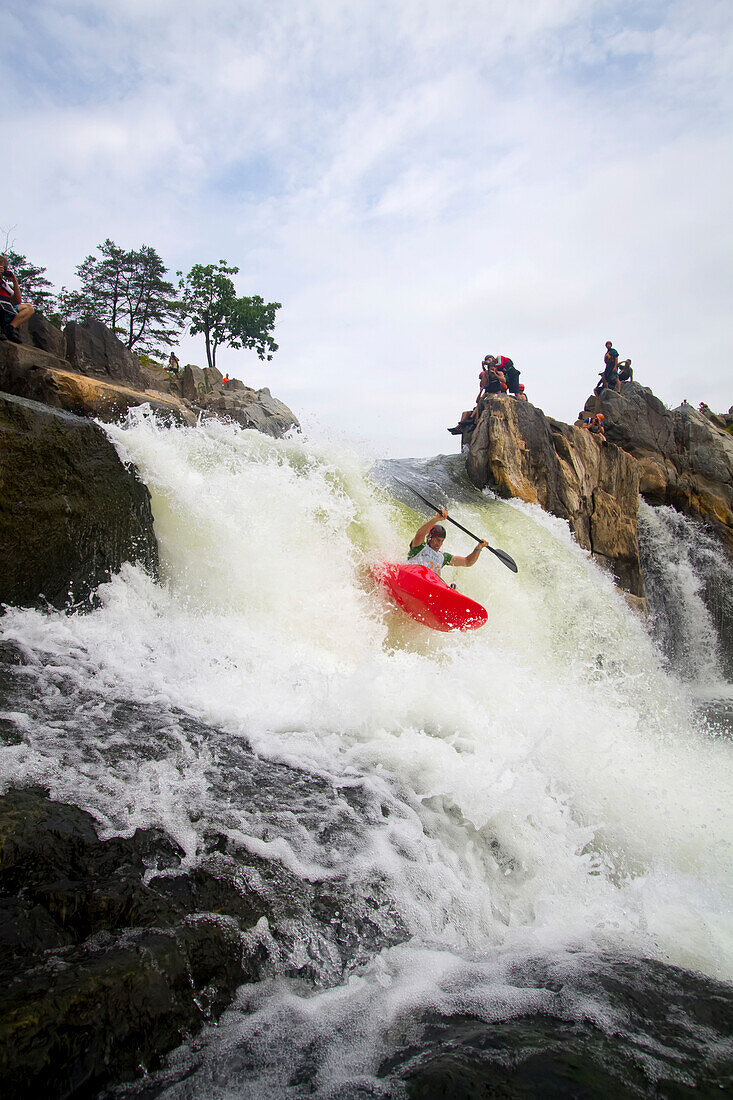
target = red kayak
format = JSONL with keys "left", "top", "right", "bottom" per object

{"left": 371, "top": 562, "right": 488, "bottom": 632}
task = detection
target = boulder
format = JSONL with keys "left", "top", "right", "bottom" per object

{"left": 0, "top": 788, "right": 262, "bottom": 1100}
{"left": 467, "top": 396, "right": 643, "bottom": 596}
{"left": 180, "top": 363, "right": 216, "bottom": 401}
{"left": 584, "top": 384, "right": 733, "bottom": 553}
{"left": 64, "top": 319, "right": 146, "bottom": 387}
{"left": 14, "top": 311, "right": 66, "bottom": 359}
{"left": 0, "top": 393, "right": 158, "bottom": 609}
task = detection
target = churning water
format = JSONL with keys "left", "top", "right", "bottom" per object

{"left": 1, "top": 411, "right": 731, "bottom": 1096}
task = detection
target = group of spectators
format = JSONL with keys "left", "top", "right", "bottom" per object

{"left": 449, "top": 353, "right": 528, "bottom": 436}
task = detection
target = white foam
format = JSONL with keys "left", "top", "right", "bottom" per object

{"left": 1, "top": 411, "right": 731, "bottom": 986}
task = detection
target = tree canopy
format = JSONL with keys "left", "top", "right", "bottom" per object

{"left": 178, "top": 261, "right": 280, "bottom": 371}
{"left": 59, "top": 240, "right": 182, "bottom": 355}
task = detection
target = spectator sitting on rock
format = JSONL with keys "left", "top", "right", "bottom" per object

{"left": 618, "top": 359, "right": 633, "bottom": 383}
{"left": 581, "top": 412, "right": 606, "bottom": 440}
{"left": 480, "top": 358, "right": 508, "bottom": 397}
{"left": 0, "top": 254, "right": 34, "bottom": 344}
{"left": 166, "top": 351, "right": 180, "bottom": 374}
{"left": 514, "top": 383, "right": 528, "bottom": 401}
{"left": 448, "top": 406, "right": 478, "bottom": 435}
{"left": 222, "top": 373, "right": 230, "bottom": 387}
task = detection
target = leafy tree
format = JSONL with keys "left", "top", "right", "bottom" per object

{"left": 4, "top": 249, "right": 56, "bottom": 314}
{"left": 178, "top": 261, "right": 280, "bottom": 371}
{"left": 59, "top": 240, "right": 183, "bottom": 355}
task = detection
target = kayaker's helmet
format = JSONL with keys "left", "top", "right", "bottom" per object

{"left": 596, "top": 413, "right": 604, "bottom": 422}
{"left": 428, "top": 525, "right": 446, "bottom": 541}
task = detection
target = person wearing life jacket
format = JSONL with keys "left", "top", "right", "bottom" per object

{"left": 222, "top": 373, "right": 230, "bottom": 386}
{"left": 408, "top": 508, "right": 488, "bottom": 576}
{"left": 479, "top": 356, "right": 508, "bottom": 397}
{"left": 0, "top": 255, "right": 34, "bottom": 344}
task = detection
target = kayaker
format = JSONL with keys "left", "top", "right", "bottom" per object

{"left": 409, "top": 509, "right": 488, "bottom": 576}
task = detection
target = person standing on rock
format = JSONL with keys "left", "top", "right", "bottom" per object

{"left": 409, "top": 508, "right": 488, "bottom": 576}
{"left": 0, "top": 255, "right": 34, "bottom": 344}
{"left": 596, "top": 341, "right": 620, "bottom": 394}
{"left": 166, "top": 351, "right": 180, "bottom": 374}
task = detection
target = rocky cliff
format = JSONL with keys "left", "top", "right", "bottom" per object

{"left": 466, "top": 396, "right": 645, "bottom": 597}
{"left": 1, "top": 314, "right": 300, "bottom": 438}
{"left": 0, "top": 393, "right": 158, "bottom": 609}
{"left": 465, "top": 385, "right": 732, "bottom": 601}
{"left": 582, "top": 384, "right": 733, "bottom": 555}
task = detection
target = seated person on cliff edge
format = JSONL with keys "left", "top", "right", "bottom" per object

{"left": 580, "top": 412, "right": 606, "bottom": 440}
{"left": 514, "top": 383, "right": 528, "bottom": 401}
{"left": 480, "top": 357, "right": 508, "bottom": 396}
{"left": 618, "top": 358, "right": 633, "bottom": 383}
{"left": 409, "top": 508, "right": 488, "bottom": 577}
{"left": 0, "top": 255, "right": 34, "bottom": 343}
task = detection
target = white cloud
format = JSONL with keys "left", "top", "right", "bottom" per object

{"left": 3, "top": 0, "right": 731, "bottom": 453}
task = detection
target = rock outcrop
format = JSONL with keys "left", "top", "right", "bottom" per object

{"left": 583, "top": 384, "right": 733, "bottom": 554}
{"left": 2, "top": 316, "right": 300, "bottom": 439}
{"left": 0, "top": 393, "right": 158, "bottom": 609}
{"left": 466, "top": 396, "right": 644, "bottom": 597}
{"left": 0, "top": 787, "right": 262, "bottom": 1100}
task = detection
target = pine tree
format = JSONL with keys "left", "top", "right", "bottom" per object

{"left": 59, "top": 240, "right": 183, "bottom": 355}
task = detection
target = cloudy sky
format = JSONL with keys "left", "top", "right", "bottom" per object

{"left": 4, "top": 0, "right": 732, "bottom": 456}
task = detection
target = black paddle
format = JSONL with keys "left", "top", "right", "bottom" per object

{"left": 395, "top": 479, "right": 519, "bottom": 573}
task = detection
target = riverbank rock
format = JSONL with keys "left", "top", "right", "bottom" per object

{"left": 466, "top": 396, "right": 644, "bottom": 596}
{"left": 1, "top": 316, "right": 300, "bottom": 439}
{"left": 0, "top": 787, "right": 264, "bottom": 1100}
{"left": 0, "top": 393, "right": 158, "bottom": 609}
{"left": 583, "top": 384, "right": 733, "bottom": 554}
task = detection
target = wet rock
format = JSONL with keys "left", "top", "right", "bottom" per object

{"left": 467, "top": 396, "right": 644, "bottom": 596}
{"left": 0, "top": 393, "right": 158, "bottom": 609}
{"left": 0, "top": 788, "right": 267, "bottom": 1099}
{"left": 382, "top": 954, "right": 733, "bottom": 1098}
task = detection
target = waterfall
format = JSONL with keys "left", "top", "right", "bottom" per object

{"left": 1, "top": 411, "right": 731, "bottom": 1097}
{"left": 638, "top": 501, "right": 733, "bottom": 693}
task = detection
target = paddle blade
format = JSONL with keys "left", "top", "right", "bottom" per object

{"left": 489, "top": 546, "right": 519, "bottom": 573}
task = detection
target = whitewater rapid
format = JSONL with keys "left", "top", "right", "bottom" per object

{"left": 2, "top": 411, "right": 730, "bottom": 980}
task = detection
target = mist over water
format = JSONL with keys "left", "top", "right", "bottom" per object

{"left": 1, "top": 411, "right": 731, "bottom": 1096}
